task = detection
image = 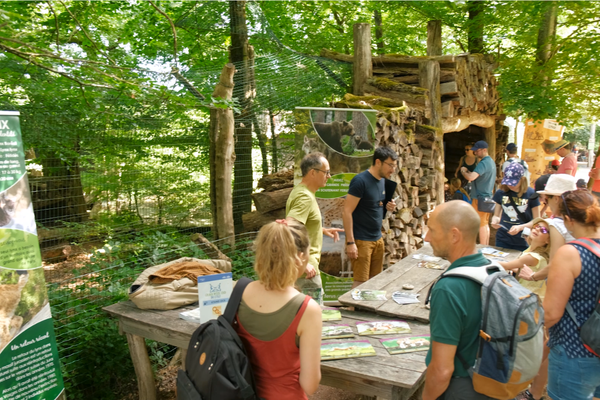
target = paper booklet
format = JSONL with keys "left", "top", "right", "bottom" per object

{"left": 351, "top": 289, "right": 387, "bottom": 301}
{"left": 356, "top": 320, "right": 411, "bottom": 336}
{"left": 197, "top": 272, "right": 233, "bottom": 324}
{"left": 322, "top": 324, "right": 354, "bottom": 339}
{"left": 381, "top": 335, "right": 431, "bottom": 355}
{"left": 320, "top": 340, "right": 376, "bottom": 360}
{"left": 179, "top": 307, "right": 201, "bottom": 324}
{"left": 321, "top": 307, "right": 342, "bottom": 321}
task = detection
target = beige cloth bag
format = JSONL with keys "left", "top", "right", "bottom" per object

{"left": 128, "top": 257, "right": 232, "bottom": 310}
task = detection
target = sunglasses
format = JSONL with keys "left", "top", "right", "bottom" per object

{"left": 465, "top": 148, "right": 472, "bottom": 151}
{"left": 532, "top": 224, "right": 549, "bottom": 235}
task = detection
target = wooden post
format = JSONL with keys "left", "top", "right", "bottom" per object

{"left": 126, "top": 333, "right": 157, "bottom": 400}
{"left": 484, "top": 126, "right": 496, "bottom": 168}
{"left": 209, "top": 63, "right": 236, "bottom": 247}
{"left": 419, "top": 60, "right": 444, "bottom": 205}
{"left": 353, "top": 23, "right": 372, "bottom": 96}
{"left": 427, "top": 20, "right": 442, "bottom": 56}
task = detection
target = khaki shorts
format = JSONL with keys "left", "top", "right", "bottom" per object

{"left": 351, "top": 238, "right": 385, "bottom": 282}
{"left": 471, "top": 198, "right": 490, "bottom": 227}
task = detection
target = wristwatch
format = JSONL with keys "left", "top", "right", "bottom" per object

{"left": 346, "top": 241, "right": 355, "bottom": 245}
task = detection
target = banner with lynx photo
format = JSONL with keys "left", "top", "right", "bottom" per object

{"left": 521, "top": 119, "right": 564, "bottom": 186}
{"left": 294, "top": 107, "right": 378, "bottom": 304}
{"left": 0, "top": 111, "right": 65, "bottom": 400}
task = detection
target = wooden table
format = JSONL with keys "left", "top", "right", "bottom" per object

{"left": 104, "top": 302, "right": 429, "bottom": 400}
{"left": 338, "top": 244, "right": 521, "bottom": 322}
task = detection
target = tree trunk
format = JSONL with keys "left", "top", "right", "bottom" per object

{"left": 210, "top": 63, "right": 236, "bottom": 245}
{"left": 353, "top": 23, "right": 372, "bottom": 96}
{"left": 467, "top": 1, "right": 484, "bottom": 54}
{"left": 374, "top": 10, "right": 384, "bottom": 55}
{"left": 269, "top": 110, "right": 278, "bottom": 173}
{"left": 252, "top": 113, "right": 269, "bottom": 176}
{"left": 229, "top": 0, "right": 254, "bottom": 233}
{"left": 537, "top": 2, "right": 558, "bottom": 66}
{"left": 427, "top": 20, "right": 442, "bottom": 56}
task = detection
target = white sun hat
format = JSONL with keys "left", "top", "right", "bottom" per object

{"left": 537, "top": 174, "right": 577, "bottom": 195}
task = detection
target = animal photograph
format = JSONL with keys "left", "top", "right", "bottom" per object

{"left": 309, "top": 109, "right": 376, "bottom": 156}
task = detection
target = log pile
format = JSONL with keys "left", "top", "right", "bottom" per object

{"left": 242, "top": 168, "right": 294, "bottom": 231}
{"left": 320, "top": 49, "right": 500, "bottom": 121}
{"left": 335, "top": 95, "right": 442, "bottom": 262}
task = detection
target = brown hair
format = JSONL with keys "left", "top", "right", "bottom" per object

{"left": 253, "top": 219, "right": 309, "bottom": 290}
{"left": 501, "top": 176, "right": 529, "bottom": 197}
{"left": 558, "top": 190, "right": 600, "bottom": 228}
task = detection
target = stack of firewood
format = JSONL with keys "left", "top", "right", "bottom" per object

{"left": 242, "top": 169, "right": 294, "bottom": 231}
{"left": 320, "top": 49, "right": 500, "bottom": 120}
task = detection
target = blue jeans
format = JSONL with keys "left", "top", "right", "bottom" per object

{"left": 548, "top": 344, "right": 600, "bottom": 400}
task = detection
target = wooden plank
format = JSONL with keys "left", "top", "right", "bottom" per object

{"left": 440, "top": 81, "right": 458, "bottom": 95}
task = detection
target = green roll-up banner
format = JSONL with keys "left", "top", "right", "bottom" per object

{"left": 0, "top": 111, "right": 65, "bottom": 400}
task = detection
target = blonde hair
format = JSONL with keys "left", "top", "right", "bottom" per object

{"left": 501, "top": 176, "right": 529, "bottom": 197}
{"left": 253, "top": 219, "right": 309, "bottom": 291}
{"left": 449, "top": 178, "right": 471, "bottom": 201}
{"left": 527, "top": 217, "right": 550, "bottom": 261}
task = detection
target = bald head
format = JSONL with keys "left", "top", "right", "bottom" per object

{"left": 434, "top": 201, "right": 481, "bottom": 243}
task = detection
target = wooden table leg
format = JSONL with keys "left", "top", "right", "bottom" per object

{"left": 126, "top": 333, "right": 157, "bottom": 400}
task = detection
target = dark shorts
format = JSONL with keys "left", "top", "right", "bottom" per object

{"left": 438, "top": 377, "right": 494, "bottom": 400}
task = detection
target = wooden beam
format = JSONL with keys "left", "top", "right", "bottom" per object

{"left": 321, "top": 48, "right": 463, "bottom": 65}
{"left": 440, "top": 81, "right": 458, "bottom": 95}
{"left": 441, "top": 111, "right": 496, "bottom": 133}
{"left": 427, "top": 20, "right": 442, "bottom": 56}
{"left": 353, "top": 23, "right": 372, "bottom": 96}
{"left": 441, "top": 101, "right": 454, "bottom": 118}
{"left": 126, "top": 333, "right": 157, "bottom": 400}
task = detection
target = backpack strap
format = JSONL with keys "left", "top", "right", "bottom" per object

{"left": 507, "top": 194, "right": 529, "bottom": 224}
{"left": 565, "top": 239, "right": 600, "bottom": 328}
{"left": 223, "top": 277, "right": 253, "bottom": 325}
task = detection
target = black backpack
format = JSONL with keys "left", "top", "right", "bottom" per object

{"left": 177, "top": 277, "right": 261, "bottom": 400}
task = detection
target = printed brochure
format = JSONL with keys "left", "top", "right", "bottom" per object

{"left": 320, "top": 340, "right": 376, "bottom": 360}
{"left": 356, "top": 320, "right": 411, "bottom": 335}
{"left": 322, "top": 324, "right": 354, "bottom": 339}
{"left": 321, "top": 307, "right": 342, "bottom": 321}
{"left": 351, "top": 289, "right": 387, "bottom": 301}
{"left": 381, "top": 335, "right": 431, "bottom": 355}
{"left": 197, "top": 272, "right": 233, "bottom": 323}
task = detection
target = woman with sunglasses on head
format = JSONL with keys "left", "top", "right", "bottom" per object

{"left": 454, "top": 143, "right": 478, "bottom": 191}
{"left": 544, "top": 190, "right": 600, "bottom": 400}
{"left": 234, "top": 219, "right": 322, "bottom": 400}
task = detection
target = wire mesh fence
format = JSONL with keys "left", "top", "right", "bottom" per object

{"left": 0, "top": 1, "right": 352, "bottom": 398}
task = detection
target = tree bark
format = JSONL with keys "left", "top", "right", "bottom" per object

{"left": 374, "top": 10, "right": 384, "bottom": 55}
{"left": 467, "top": 1, "right": 484, "bottom": 54}
{"left": 209, "top": 63, "right": 236, "bottom": 245}
{"left": 427, "top": 20, "right": 442, "bottom": 56}
{"left": 229, "top": 0, "right": 254, "bottom": 233}
{"left": 269, "top": 110, "right": 278, "bottom": 173}
{"left": 251, "top": 187, "right": 293, "bottom": 214}
{"left": 353, "top": 23, "right": 372, "bottom": 96}
{"left": 536, "top": 2, "right": 558, "bottom": 66}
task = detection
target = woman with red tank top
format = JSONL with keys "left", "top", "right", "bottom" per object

{"left": 234, "top": 219, "right": 322, "bottom": 400}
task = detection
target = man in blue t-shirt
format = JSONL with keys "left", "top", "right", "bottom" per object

{"left": 343, "top": 147, "right": 398, "bottom": 288}
{"left": 460, "top": 140, "right": 496, "bottom": 245}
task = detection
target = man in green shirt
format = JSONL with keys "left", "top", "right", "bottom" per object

{"left": 423, "top": 200, "right": 494, "bottom": 400}
{"left": 286, "top": 152, "right": 343, "bottom": 303}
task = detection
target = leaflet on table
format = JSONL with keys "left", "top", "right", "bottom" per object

{"left": 392, "top": 291, "right": 420, "bottom": 305}
{"left": 322, "top": 324, "right": 354, "bottom": 339}
{"left": 381, "top": 335, "right": 431, "bottom": 355}
{"left": 321, "top": 307, "right": 342, "bottom": 321}
{"left": 356, "top": 320, "right": 411, "bottom": 335}
{"left": 320, "top": 340, "right": 376, "bottom": 360}
{"left": 481, "top": 247, "right": 509, "bottom": 258}
{"left": 351, "top": 289, "right": 387, "bottom": 301}
{"left": 179, "top": 307, "right": 201, "bottom": 323}
{"left": 197, "top": 273, "right": 233, "bottom": 323}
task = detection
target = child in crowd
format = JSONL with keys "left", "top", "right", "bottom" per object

{"left": 499, "top": 217, "right": 550, "bottom": 300}
{"left": 448, "top": 178, "right": 471, "bottom": 203}
{"left": 234, "top": 219, "right": 322, "bottom": 400}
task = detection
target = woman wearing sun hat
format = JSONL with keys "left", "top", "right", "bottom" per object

{"left": 553, "top": 140, "right": 578, "bottom": 176}
{"left": 491, "top": 162, "right": 541, "bottom": 250}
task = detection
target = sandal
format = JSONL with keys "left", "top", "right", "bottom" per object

{"left": 512, "top": 389, "right": 545, "bottom": 400}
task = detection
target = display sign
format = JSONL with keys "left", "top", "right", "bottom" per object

{"left": 0, "top": 111, "right": 65, "bottom": 400}
{"left": 521, "top": 119, "right": 564, "bottom": 186}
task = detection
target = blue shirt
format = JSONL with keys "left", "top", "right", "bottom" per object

{"left": 472, "top": 156, "right": 496, "bottom": 198}
{"left": 347, "top": 170, "right": 385, "bottom": 241}
{"left": 492, "top": 188, "right": 540, "bottom": 251}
